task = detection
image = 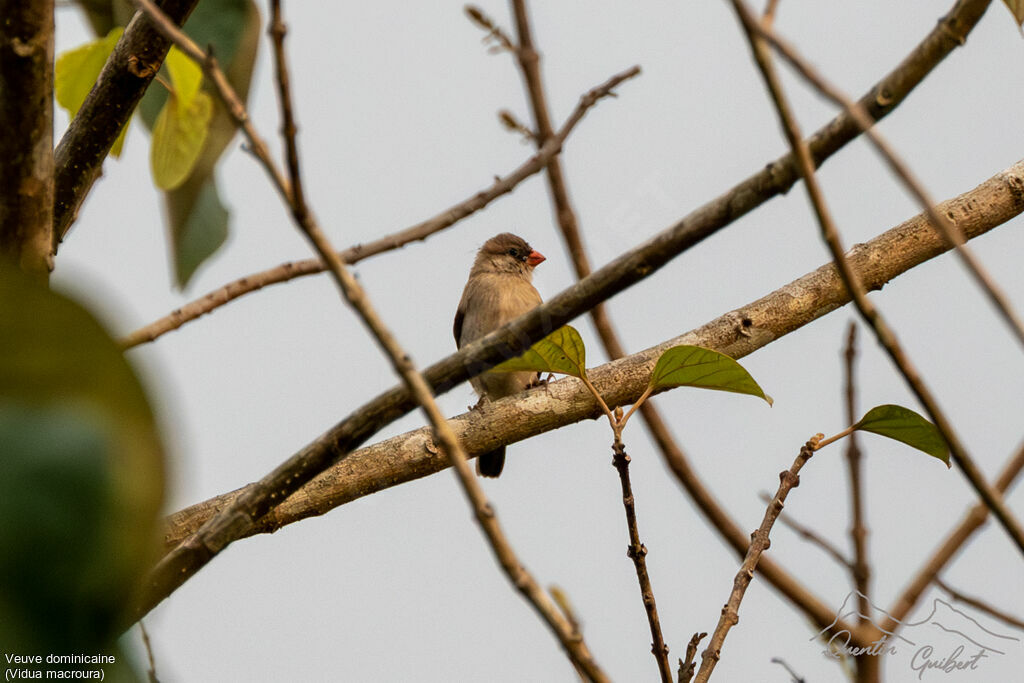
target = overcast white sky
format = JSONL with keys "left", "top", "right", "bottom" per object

{"left": 54, "top": 1, "right": 1024, "bottom": 680}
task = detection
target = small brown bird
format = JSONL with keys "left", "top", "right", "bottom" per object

{"left": 454, "top": 233, "right": 546, "bottom": 477}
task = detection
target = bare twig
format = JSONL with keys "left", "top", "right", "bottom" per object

{"left": 138, "top": 621, "right": 159, "bottom": 683}
{"left": 119, "top": 65, "right": 640, "bottom": 349}
{"left": 758, "top": 491, "right": 853, "bottom": 570}
{"left": 678, "top": 632, "right": 707, "bottom": 683}
{"left": 843, "top": 324, "right": 870, "bottom": 600}
{"left": 729, "top": 0, "right": 1024, "bottom": 556}
{"left": 841, "top": 323, "right": 876, "bottom": 683}
{"left": 762, "top": 0, "right": 781, "bottom": 26}
{"left": 770, "top": 657, "right": 806, "bottom": 683}
{"left": 464, "top": 5, "right": 515, "bottom": 53}
{"left": 0, "top": 0, "right": 54, "bottom": 278}
{"left": 612, "top": 438, "right": 672, "bottom": 682}
{"left": 744, "top": 5, "right": 1024, "bottom": 351}
{"left": 884, "top": 440, "right": 1024, "bottom": 630}
{"left": 694, "top": 437, "right": 819, "bottom": 683}
{"left": 934, "top": 577, "right": 1024, "bottom": 631}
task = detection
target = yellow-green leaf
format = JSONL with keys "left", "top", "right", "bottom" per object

{"left": 55, "top": 27, "right": 129, "bottom": 157}
{"left": 1002, "top": 0, "right": 1024, "bottom": 26}
{"left": 164, "top": 45, "right": 204, "bottom": 107}
{"left": 151, "top": 91, "right": 213, "bottom": 191}
{"left": 649, "top": 345, "right": 773, "bottom": 405}
{"left": 492, "top": 326, "right": 587, "bottom": 379}
{"left": 853, "top": 404, "right": 950, "bottom": 467}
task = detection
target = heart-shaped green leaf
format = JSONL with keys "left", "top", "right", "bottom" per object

{"left": 649, "top": 345, "right": 773, "bottom": 405}
{"left": 853, "top": 404, "right": 950, "bottom": 466}
{"left": 492, "top": 325, "right": 587, "bottom": 379}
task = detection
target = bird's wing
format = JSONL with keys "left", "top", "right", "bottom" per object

{"left": 453, "top": 301, "right": 465, "bottom": 348}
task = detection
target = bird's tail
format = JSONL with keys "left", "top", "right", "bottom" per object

{"left": 477, "top": 446, "right": 506, "bottom": 478}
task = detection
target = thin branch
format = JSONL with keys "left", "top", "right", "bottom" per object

{"left": 119, "top": 65, "right": 641, "bottom": 349}
{"left": 745, "top": 5, "right": 1024, "bottom": 351}
{"left": 159, "top": 156, "right": 1024, "bottom": 651}
{"left": 729, "top": 0, "right": 1024, "bottom": 556}
{"left": 770, "top": 657, "right": 806, "bottom": 683}
{"left": 758, "top": 491, "right": 853, "bottom": 570}
{"left": 138, "top": 621, "right": 159, "bottom": 683}
{"left": 53, "top": 0, "right": 201, "bottom": 247}
{"left": 694, "top": 437, "right": 819, "bottom": 683}
{"left": 934, "top": 577, "right": 1024, "bottom": 631}
{"left": 0, "top": 0, "right": 55, "bottom": 278}
{"left": 841, "top": 323, "right": 876, "bottom": 683}
{"left": 842, "top": 326, "right": 872, "bottom": 600}
{"left": 884, "top": 440, "right": 1024, "bottom": 630}
{"left": 679, "top": 632, "right": 707, "bottom": 683}
{"left": 612, "top": 439, "right": 673, "bottom": 682}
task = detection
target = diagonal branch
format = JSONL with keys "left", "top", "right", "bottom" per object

{"left": 694, "top": 438, "right": 819, "bottom": 683}
{"left": 729, "top": 0, "right": 1024, "bottom": 555}
{"left": 160, "top": 155, "right": 1024, "bottom": 646}
{"left": 53, "top": 0, "right": 201, "bottom": 248}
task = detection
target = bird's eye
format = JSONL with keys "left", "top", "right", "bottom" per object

{"left": 507, "top": 248, "right": 520, "bottom": 258}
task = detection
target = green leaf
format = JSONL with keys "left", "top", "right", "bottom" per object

{"left": 853, "top": 404, "right": 950, "bottom": 467}
{"left": 55, "top": 27, "right": 130, "bottom": 156}
{"left": 492, "top": 326, "right": 587, "bottom": 379}
{"left": 0, "top": 271, "right": 165, "bottom": 655}
{"left": 649, "top": 345, "right": 773, "bottom": 405}
{"left": 171, "top": 178, "right": 230, "bottom": 285}
{"left": 151, "top": 89, "right": 214, "bottom": 191}
{"left": 1002, "top": 0, "right": 1024, "bottom": 26}
{"left": 164, "top": 45, "right": 204, "bottom": 107}
{"left": 136, "top": 0, "right": 261, "bottom": 287}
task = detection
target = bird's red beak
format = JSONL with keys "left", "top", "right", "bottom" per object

{"left": 527, "top": 250, "right": 546, "bottom": 267}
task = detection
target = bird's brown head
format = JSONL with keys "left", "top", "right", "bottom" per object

{"left": 472, "top": 232, "right": 545, "bottom": 277}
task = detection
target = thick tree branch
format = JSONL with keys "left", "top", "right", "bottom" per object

{"left": 730, "top": 0, "right": 1024, "bottom": 555}
{"left": 53, "top": 0, "right": 200, "bottom": 247}
{"left": 0, "top": 0, "right": 55, "bottom": 277}
{"left": 160, "top": 158, "right": 1024, "bottom": 643}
